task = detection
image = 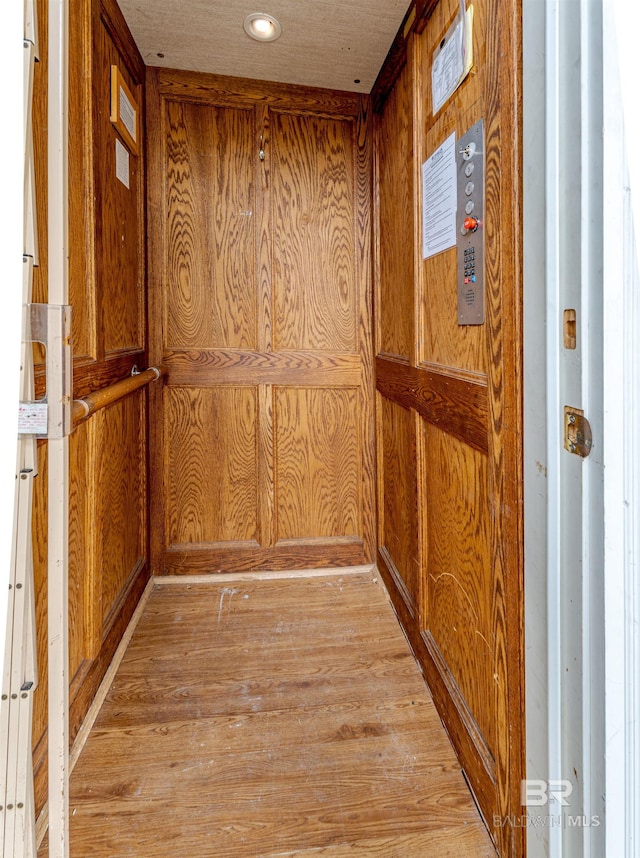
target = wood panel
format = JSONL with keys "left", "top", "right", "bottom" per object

{"left": 69, "top": 422, "right": 92, "bottom": 675}
{"left": 379, "top": 396, "right": 420, "bottom": 614}
{"left": 373, "top": 0, "right": 524, "bottom": 854}
{"left": 422, "top": 423, "right": 495, "bottom": 757}
{"left": 164, "top": 100, "right": 257, "bottom": 350}
{"left": 163, "top": 349, "right": 362, "bottom": 386}
{"left": 165, "top": 387, "right": 259, "bottom": 546}
{"left": 272, "top": 112, "right": 356, "bottom": 353}
{"left": 154, "top": 67, "right": 361, "bottom": 116}
{"left": 95, "top": 394, "right": 146, "bottom": 627}
{"left": 162, "top": 541, "right": 367, "bottom": 577}
{"left": 94, "top": 10, "right": 145, "bottom": 357}
{"left": 419, "top": 0, "right": 487, "bottom": 374}
{"left": 37, "top": 574, "right": 496, "bottom": 857}
{"left": 375, "top": 57, "right": 415, "bottom": 362}
{"left": 147, "top": 69, "right": 375, "bottom": 576}
{"left": 69, "top": 0, "right": 95, "bottom": 361}
{"left": 376, "top": 356, "right": 488, "bottom": 453}
{"left": 275, "top": 388, "right": 361, "bottom": 541}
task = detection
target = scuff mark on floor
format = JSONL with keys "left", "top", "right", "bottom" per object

{"left": 218, "top": 587, "right": 240, "bottom": 625}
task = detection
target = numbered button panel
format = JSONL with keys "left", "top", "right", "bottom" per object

{"left": 456, "top": 119, "right": 485, "bottom": 325}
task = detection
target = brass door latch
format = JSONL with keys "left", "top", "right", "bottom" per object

{"left": 564, "top": 406, "right": 592, "bottom": 458}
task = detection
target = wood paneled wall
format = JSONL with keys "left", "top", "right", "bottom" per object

{"left": 146, "top": 69, "right": 375, "bottom": 575}
{"left": 373, "top": 1, "right": 524, "bottom": 855}
{"left": 31, "top": 0, "right": 149, "bottom": 816}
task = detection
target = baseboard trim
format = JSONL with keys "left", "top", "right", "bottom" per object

{"left": 153, "top": 564, "right": 377, "bottom": 585}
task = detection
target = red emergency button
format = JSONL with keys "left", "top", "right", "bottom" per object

{"left": 463, "top": 216, "right": 479, "bottom": 232}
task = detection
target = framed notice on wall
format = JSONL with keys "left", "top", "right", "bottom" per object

{"left": 110, "top": 65, "right": 138, "bottom": 155}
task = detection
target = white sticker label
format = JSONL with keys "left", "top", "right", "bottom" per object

{"left": 115, "top": 138, "right": 130, "bottom": 189}
{"left": 18, "top": 403, "right": 48, "bottom": 435}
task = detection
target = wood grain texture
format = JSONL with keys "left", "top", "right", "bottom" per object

{"left": 378, "top": 545, "right": 497, "bottom": 827}
{"left": 272, "top": 111, "right": 356, "bottom": 353}
{"left": 146, "top": 66, "right": 167, "bottom": 576}
{"left": 355, "top": 95, "right": 377, "bottom": 569}
{"left": 256, "top": 103, "right": 272, "bottom": 352}
{"left": 162, "top": 541, "right": 366, "bottom": 576}
{"left": 73, "top": 366, "right": 164, "bottom": 427}
{"left": 162, "top": 540, "right": 368, "bottom": 576}
{"left": 32, "top": 417, "right": 107, "bottom": 811}
{"left": 418, "top": 0, "right": 487, "bottom": 375}
{"left": 35, "top": 352, "right": 146, "bottom": 402}
{"left": 165, "top": 386, "right": 258, "bottom": 546}
{"left": 379, "top": 397, "right": 420, "bottom": 615}
{"left": 373, "top": 1, "right": 525, "bottom": 854}
{"left": 483, "top": 0, "right": 526, "bottom": 851}
{"left": 68, "top": 422, "right": 91, "bottom": 672}
{"left": 95, "top": 393, "right": 146, "bottom": 627}
{"left": 147, "top": 69, "right": 375, "bottom": 575}
{"left": 32, "top": 400, "right": 146, "bottom": 810}
{"left": 422, "top": 423, "right": 495, "bottom": 757}
{"left": 376, "top": 356, "right": 488, "bottom": 453}
{"left": 69, "top": 0, "right": 96, "bottom": 361}
{"left": 37, "top": 574, "right": 496, "bottom": 857}
{"left": 258, "top": 384, "right": 275, "bottom": 548}
{"left": 94, "top": 13, "right": 145, "bottom": 357}
{"left": 164, "top": 100, "right": 257, "bottom": 350}
{"left": 275, "top": 388, "right": 361, "bottom": 541}
{"left": 162, "top": 348, "right": 362, "bottom": 387}
{"left": 32, "top": 0, "right": 150, "bottom": 819}
{"left": 371, "top": 0, "right": 440, "bottom": 113}
{"left": 155, "top": 67, "right": 361, "bottom": 118}
{"left": 375, "top": 58, "right": 415, "bottom": 361}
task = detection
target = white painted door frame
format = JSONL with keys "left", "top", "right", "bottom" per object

{"left": 602, "top": 3, "right": 640, "bottom": 854}
{"left": 46, "top": 2, "right": 70, "bottom": 857}
{"left": 524, "top": 0, "right": 640, "bottom": 856}
{"left": 0, "top": 0, "right": 27, "bottom": 668}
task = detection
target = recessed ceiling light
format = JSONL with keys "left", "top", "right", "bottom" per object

{"left": 243, "top": 13, "right": 282, "bottom": 42}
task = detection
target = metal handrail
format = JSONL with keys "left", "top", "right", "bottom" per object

{"left": 72, "top": 365, "right": 166, "bottom": 425}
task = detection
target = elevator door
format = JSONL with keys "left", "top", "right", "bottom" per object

{"left": 146, "top": 69, "right": 374, "bottom": 575}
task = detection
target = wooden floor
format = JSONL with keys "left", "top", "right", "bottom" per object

{"left": 41, "top": 569, "right": 496, "bottom": 856}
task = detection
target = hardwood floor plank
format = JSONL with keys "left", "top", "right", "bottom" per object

{"left": 40, "top": 572, "right": 495, "bottom": 857}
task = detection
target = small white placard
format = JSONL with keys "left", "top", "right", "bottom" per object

{"left": 18, "top": 402, "right": 48, "bottom": 435}
{"left": 119, "top": 84, "right": 136, "bottom": 143}
{"left": 422, "top": 132, "right": 457, "bottom": 260}
{"left": 115, "top": 138, "right": 130, "bottom": 189}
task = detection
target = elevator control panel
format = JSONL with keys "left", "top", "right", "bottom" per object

{"left": 456, "top": 119, "right": 485, "bottom": 325}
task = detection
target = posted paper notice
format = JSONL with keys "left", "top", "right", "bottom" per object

{"left": 432, "top": 3, "right": 474, "bottom": 115}
{"left": 422, "top": 132, "right": 457, "bottom": 260}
